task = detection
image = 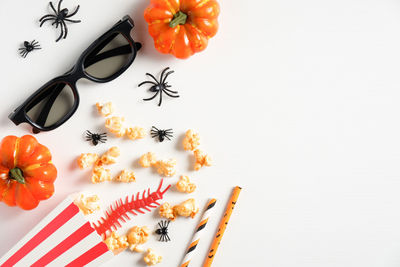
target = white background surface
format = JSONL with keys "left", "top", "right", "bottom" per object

{"left": 1, "top": 0, "right": 400, "bottom": 266}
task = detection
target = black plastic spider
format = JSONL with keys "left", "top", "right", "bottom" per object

{"left": 151, "top": 126, "right": 173, "bottom": 142}
{"left": 39, "top": 0, "right": 81, "bottom": 42}
{"left": 85, "top": 130, "right": 107, "bottom": 146}
{"left": 155, "top": 220, "right": 170, "bottom": 242}
{"left": 19, "top": 40, "right": 41, "bottom": 58}
{"left": 139, "top": 67, "right": 179, "bottom": 106}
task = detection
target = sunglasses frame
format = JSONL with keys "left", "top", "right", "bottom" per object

{"left": 9, "top": 15, "right": 141, "bottom": 133}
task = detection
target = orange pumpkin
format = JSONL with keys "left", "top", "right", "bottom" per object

{"left": 0, "top": 135, "right": 57, "bottom": 210}
{"left": 144, "top": 0, "right": 220, "bottom": 59}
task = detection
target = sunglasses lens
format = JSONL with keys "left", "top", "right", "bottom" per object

{"left": 84, "top": 32, "right": 133, "bottom": 80}
{"left": 25, "top": 82, "right": 75, "bottom": 128}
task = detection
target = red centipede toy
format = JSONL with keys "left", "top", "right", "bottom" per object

{"left": 93, "top": 179, "right": 171, "bottom": 238}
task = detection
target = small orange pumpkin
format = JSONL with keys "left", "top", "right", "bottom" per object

{"left": 144, "top": 0, "right": 220, "bottom": 59}
{"left": 0, "top": 135, "right": 57, "bottom": 210}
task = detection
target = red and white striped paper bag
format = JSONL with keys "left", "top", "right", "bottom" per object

{"left": 0, "top": 196, "right": 113, "bottom": 267}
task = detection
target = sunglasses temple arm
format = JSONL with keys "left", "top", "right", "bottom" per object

{"left": 84, "top": 43, "right": 140, "bottom": 68}
{"left": 85, "top": 32, "right": 120, "bottom": 61}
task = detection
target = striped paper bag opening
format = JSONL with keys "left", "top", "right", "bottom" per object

{"left": 0, "top": 197, "right": 113, "bottom": 267}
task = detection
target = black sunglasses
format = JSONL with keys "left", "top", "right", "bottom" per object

{"left": 9, "top": 15, "right": 141, "bottom": 133}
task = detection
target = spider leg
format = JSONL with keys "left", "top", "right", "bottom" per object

{"left": 166, "top": 220, "right": 170, "bottom": 227}
{"left": 57, "top": 0, "right": 63, "bottom": 13}
{"left": 64, "top": 18, "right": 81, "bottom": 23}
{"left": 167, "top": 234, "right": 170, "bottom": 241}
{"left": 49, "top": 1, "right": 57, "bottom": 14}
{"left": 164, "top": 88, "right": 179, "bottom": 94}
{"left": 56, "top": 21, "right": 64, "bottom": 42}
{"left": 145, "top": 73, "right": 160, "bottom": 84}
{"left": 152, "top": 126, "right": 159, "bottom": 131}
{"left": 18, "top": 48, "right": 25, "bottom": 51}
{"left": 163, "top": 89, "right": 180, "bottom": 98}
{"left": 32, "top": 41, "right": 41, "bottom": 49}
{"left": 158, "top": 91, "right": 163, "bottom": 106}
{"left": 138, "top": 81, "right": 157, "bottom": 87}
{"left": 39, "top": 14, "right": 56, "bottom": 21}
{"left": 161, "top": 70, "right": 174, "bottom": 84}
{"left": 61, "top": 20, "right": 68, "bottom": 39}
{"left": 65, "top": 5, "right": 80, "bottom": 17}
{"left": 21, "top": 51, "right": 27, "bottom": 58}
{"left": 143, "top": 91, "right": 159, "bottom": 101}
{"left": 165, "top": 135, "right": 171, "bottom": 141}
{"left": 159, "top": 67, "right": 170, "bottom": 84}
{"left": 39, "top": 17, "right": 55, "bottom": 27}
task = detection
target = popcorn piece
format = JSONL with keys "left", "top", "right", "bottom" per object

{"left": 132, "top": 245, "right": 145, "bottom": 252}
{"left": 77, "top": 153, "right": 99, "bottom": 169}
{"left": 104, "top": 232, "right": 129, "bottom": 254}
{"left": 75, "top": 194, "right": 100, "bottom": 215}
{"left": 127, "top": 226, "right": 150, "bottom": 251}
{"left": 154, "top": 159, "right": 177, "bottom": 177}
{"left": 159, "top": 202, "right": 176, "bottom": 220}
{"left": 140, "top": 152, "right": 157, "bottom": 168}
{"left": 173, "top": 198, "right": 199, "bottom": 218}
{"left": 98, "top": 146, "right": 120, "bottom": 166}
{"left": 193, "top": 149, "right": 212, "bottom": 171}
{"left": 183, "top": 129, "right": 200, "bottom": 151}
{"left": 126, "top": 126, "right": 146, "bottom": 140}
{"left": 176, "top": 175, "right": 196, "bottom": 193}
{"left": 105, "top": 116, "right": 126, "bottom": 137}
{"left": 115, "top": 169, "right": 136, "bottom": 183}
{"left": 143, "top": 249, "right": 162, "bottom": 266}
{"left": 96, "top": 102, "right": 114, "bottom": 117}
{"left": 91, "top": 166, "right": 111, "bottom": 183}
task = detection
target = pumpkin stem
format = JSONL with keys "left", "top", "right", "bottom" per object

{"left": 169, "top": 11, "right": 188, "bottom": 28}
{"left": 9, "top": 168, "right": 25, "bottom": 184}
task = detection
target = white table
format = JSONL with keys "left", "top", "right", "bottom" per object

{"left": 1, "top": 0, "right": 400, "bottom": 266}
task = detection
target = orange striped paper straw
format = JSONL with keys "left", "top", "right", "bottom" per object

{"left": 203, "top": 186, "right": 241, "bottom": 267}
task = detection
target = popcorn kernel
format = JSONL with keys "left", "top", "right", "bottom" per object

{"left": 77, "top": 153, "right": 99, "bottom": 169}
{"left": 176, "top": 175, "right": 196, "bottom": 193}
{"left": 183, "top": 129, "right": 200, "bottom": 151}
{"left": 96, "top": 102, "right": 114, "bottom": 117}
